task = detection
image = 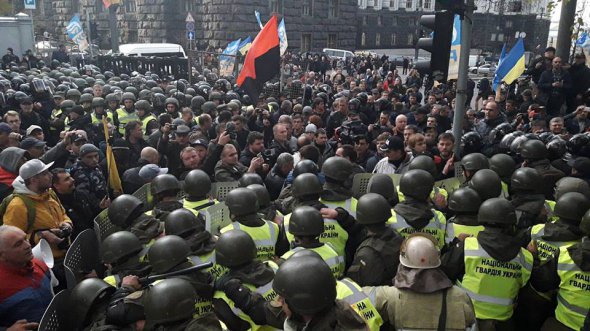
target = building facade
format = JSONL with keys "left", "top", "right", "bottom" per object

{"left": 356, "top": 0, "right": 551, "bottom": 54}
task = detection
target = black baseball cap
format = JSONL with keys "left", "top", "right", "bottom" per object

{"left": 380, "top": 136, "right": 404, "bottom": 152}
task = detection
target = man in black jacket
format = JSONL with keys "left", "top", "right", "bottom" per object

{"left": 538, "top": 57, "right": 573, "bottom": 118}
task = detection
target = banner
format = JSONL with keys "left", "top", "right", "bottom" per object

{"left": 66, "top": 15, "right": 89, "bottom": 52}
{"left": 447, "top": 14, "right": 461, "bottom": 80}
{"left": 278, "top": 18, "right": 288, "bottom": 56}
{"left": 238, "top": 36, "right": 253, "bottom": 55}
{"left": 24, "top": 0, "right": 36, "bottom": 10}
{"left": 219, "top": 38, "right": 241, "bottom": 77}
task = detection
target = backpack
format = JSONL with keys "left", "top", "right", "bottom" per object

{"left": 0, "top": 191, "right": 59, "bottom": 233}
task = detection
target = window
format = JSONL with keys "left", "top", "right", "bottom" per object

{"left": 498, "top": 33, "right": 504, "bottom": 42}
{"left": 391, "top": 33, "right": 397, "bottom": 45}
{"left": 392, "top": 16, "right": 398, "bottom": 26}
{"left": 375, "top": 33, "right": 381, "bottom": 46}
{"left": 328, "top": 34, "right": 337, "bottom": 48}
{"left": 508, "top": 1, "right": 523, "bottom": 12}
{"left": 124, "top": 0, "right": 137, "bottom": 13}
{"left": 406, "top": 0, "right": 413, "bottom": 10}
{"left": 301, "top": 33, "right": 312, "bottom": 52}
{"left": 375, "top": 0, "right": 383, "bottom": 10}
{"left": 408, "top": 33, "right": 414, "bottom": 45}
{"left": 361, "top": 33, "right": 366, "bottom": 47}
{"left": 377, "top": 16, "right": 382, "bottom": 26}
{"left": 128, "top": 30, "right": 138, "bottom": 43}
{"left": 491, "top": 33, "right": 497, "bottom": 41}
{"left": 183, "top": 0, "right": 195, "bottom": 12}
{"left": 505, "top": 20, "right": 513, "bottom": 28}
{"left": 303, "top": 0, "right": 313, "bottom": 16}
{"left": 328, "top": 0, "right": 339, "bottom": 18}
{"left": 424, "top": 0, "right": 432, "bottom": 10}
{"left": 362, "top": 16, "right": 367, "bottom": 25}
{"left": 269, "top": 0, "right": 283, "bottom": 14}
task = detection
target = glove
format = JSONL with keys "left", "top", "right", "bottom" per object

{"left": 222, "top": 279, "right": 252, "bottom": 310}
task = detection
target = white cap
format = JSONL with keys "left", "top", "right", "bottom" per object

{"left": 305, "top": 123, "right": 317, "bottom": 134}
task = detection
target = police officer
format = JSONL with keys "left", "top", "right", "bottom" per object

{"left": 390, "top": 169, "right": 449, "bottom": 249}
{"left": 67, "top": 278, "right": 118, "bottom": 330}
{"left": 407, "top": 155, "right": 449, "bottom": 210}
{"left": 273, "top": 252, "right": 369, "bottom": 330}
{"left": 280, "top": 206, "right": 345, "bottom": 279}
{"left": 366, "top": 173, "right": 399, "bottom": 208}
{"left": 347, "top": 193, "right": 403, "bottom": 286}
{"left": 365, "top": 233, "right": 477, "bottom": 331}
{"left": 529, "top": 192, "right": 590, "bottom": 263}
{"left": 319, "top": 156, "right": 358, "bottom": 217}
{"left": 90, "top": 97, "right": 113, "bottom": 126}
{"left": 134, "top": 99, "right": 157, "bottom": 140}
{"left": 212, "top": 230, "right": 279, "bottom": 331}
{"left": 149, "top": 174, "right": 183, "bottom": 222}
{"left": 221, "top": 188, "right": 288, "bottom": 261}
{"left": 108, "top": 194, "right": 162, "bottom": 245}
{"left": 546, "top": 177, "right": 590, "bottom": 222}
{"left": 461, "top": 152, "right": 489, "bottom": 183}
{"left": 468, "top": 168, "right": 503, "bottom": 201}
{"left": 147, "top": 235, "right": 215, "bottom": 320}
{"left": 520, "top": 139, "right": 565, "bottom": 200}
{"left": 164, "top": 97, "right": 180, "bottom": 118}
{"left": 509, "top": 167, "right": 547, "bottom": 229}
{"left": 489, "top": 153, "right": 516, "bottom": 198}
{"left": 446, "top": 187, "right": 484, "bottom": 242}
{"left": 237, "top": 173, "right": 264, "bottom": 187}
{"left": 101, "top": 230, "right": 151, "bottom": 288}
{"left": 286, "top": 173, "right": 353, "bottom": 259}
{"left": 530, "top": 207, "right": 590, "bottom": 331}
{"left": 143, "top": 278, "right": 222, "bottom": 330}
{"left": 181, "top": 169, "right": 218, "bottom": 222}
{"left": 79, "top": 93, "right": 93, "bottom": 113}
{"left": 246, "top": 184, "right": 282, "bottom": 224}
{"left": 164, "top": 208, "right": 226, "bottom": 280}
{"left": 443, "top": 198, "right": 533, "bottom": 330}
{"left": 114, "top": 92, "right": 139, "bottom": 136}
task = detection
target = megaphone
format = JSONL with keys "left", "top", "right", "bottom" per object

{"left": 32, "top": 239, "right": 54, "bottom": 268}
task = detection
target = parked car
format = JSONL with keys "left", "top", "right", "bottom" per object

{"left": 469, "top": 63, "right": 496, "bottom": 75}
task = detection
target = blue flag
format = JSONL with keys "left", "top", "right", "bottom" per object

{"left": 255, "top": 10, "right": 263, "bottom": 29}
{"left": 278, "top": 18, "right": 288, "bottom": 56}
{"left": 238, "top": 36, "right": 252, "bottom": 55}
{"left": 494, "top": 38, "right": 526, "bottom": 89}
{"left": 493, "top": 43, "right": 507, "bottom": 91}
{"left": 66, "top": 15, "right": 89, "bottom": 52}
{"left": 219, "top": 39, "right": 241, "bottom": 77}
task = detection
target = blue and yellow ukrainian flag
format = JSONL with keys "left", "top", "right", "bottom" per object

{"left": 492, "top": 43, "right": 507, "bottom": 91}
{"left": 238, "top": 36, "right": 253, "bottom": 55}
{"left": 494, "top": 38, "right": 526, "bottom": 89}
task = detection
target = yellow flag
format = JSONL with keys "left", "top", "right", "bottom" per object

{"left": 102, "top": 117, "right": 123, "bottom": 193}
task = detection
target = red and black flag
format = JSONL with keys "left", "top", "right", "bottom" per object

{"left": 237, "top": 16, "right": 280, "bottom": 102}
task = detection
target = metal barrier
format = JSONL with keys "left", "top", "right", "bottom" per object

{"left": 96, "top": 55, "right": 189, "bottom": 79}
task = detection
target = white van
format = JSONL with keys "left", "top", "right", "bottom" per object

{"left": 115, "top": 43, "right": 187, "bottom": 58}
{"left": 323, "top": 48, "right": 354, "bottom": 61}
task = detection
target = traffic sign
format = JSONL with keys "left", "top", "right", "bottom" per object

{"left": 24, "top": 0, "right": 36, "bottom": 9}
{"left": 187, "top": 31, "right": 195, "bottom": 40}
{"left": 186, "top": 22, "right": 195, "bottom": 31}
{"left": 185, "top": 13, "right": 194, "bottom": 23}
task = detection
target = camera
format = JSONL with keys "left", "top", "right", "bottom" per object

{"left": 55, "top": 224, "right": 72, "bottom": 250}
{"left": 261, "top": 149, "right": 276, "bottom": 164}
{"left": 338, "top": 120, "right": 367, "bottom": 145}
{"left": 170, "top": 124, "right": 178, "bottom": 131}
{"left": 225, "top": 122, "right": 237, "bottom": 140}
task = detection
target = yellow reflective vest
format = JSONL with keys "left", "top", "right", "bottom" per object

{"left": 337, "top": 278, "right": 383, "bottom": 331}
{"left": 115, "top": 107, "right": 139, "bottom": 135}
{"left": 283, "top": 213, "right": 349, "bottom": 258}
{"left": 460, "top": 237, "right": 532, "bottom": 321}
{"left": 139, "top": 114, "right": 157, "bottom": 140}
{"left": 555, "top": 245, "right": 590, "bottom": 331}
{"left": 281, "top": 243, "right": 345, "bottom": 279}
{"left": 544, "top": 200, "right": 557, "bottom": 223}
{"left": 221, "top": 221, "right": 279, "bottom": 262}
{"left": 319, "top": 197, "right": 358, "bottom": 217}
{"left": 530, "top": 223, "right": 580, "bottom": 263}
{"left": 445, "top": 218, "right": 485, "bottom": 243}
{"left": 189, "top": 251, "right": 228, "bottom": 281}
{"left": 387, "top": 209, "right": 448, "bottom": 249}
{"left": 91, "top": 111, "right": 114, "bottom": 125}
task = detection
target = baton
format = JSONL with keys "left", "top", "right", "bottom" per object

{"left": 139, "top": 261, "right": 213, "bottom": 285}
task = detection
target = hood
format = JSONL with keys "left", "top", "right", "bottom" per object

{"left": 570, "top": 240, "right": 590, "bottom": 272}
{"left": 229, "top": 260, "right": 275, "bottom": 286}
{"left": 12, "top": 176, "right": 39, "bottom": 195}
{"left": 394, "top": 198, "right": 434, "bottom": 229}
{"left": 477, "top": 227, "right": 523, "bottom": 262}
{"left": 0, "top": 147, "right": 25, "bottom": 174}
{"left": 394, "top": 265, "right": 453, "bottom": 293}
{"left": 543, "top": 220, "right": 584, "bottom": 242}
{"left": 320, "top": 182, "right": 352, "bottom": 201}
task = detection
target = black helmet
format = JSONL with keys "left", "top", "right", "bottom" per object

{"left": 79, "top": 93, "right": 93, "bottom": 104}
{"left": 357, "top": 193, "right": 392, "bottom": 224}
{"left": 165, "top": 97, "right": 179, "bottom": 109}
{"left": 69, "top": 279, "right": 116, "bottom": 330}
{"left": 135, "top": 99, "right": 152, "bottom": 111}
{"left": 322, "top": 157, "right": 352, "bottom": 182}
{"left": 510, "top": 135, "right": 530, "bottom": 156}
{"left": 289, "top": 206, "right": 324, "bottom": 236}
{"left": 108, "top": 194, "right": 144, "bottom": 228}
{"left": 164, "top": 208, "right": 203, "bottom": 238}
{"left": 292, "top": 173, "right": 323, "bottom": 198}
{"left": 581, "top": 209, "right": 590, "bottom": 236}
{"left": 183, "top": 169, "right": 211, "bottom": 198}
{"left": 510, "top": 167, "right": 542, "bottom": 192}
{"left": 448, "top": 187, "right": 482, "bottom": 213}
{"left": 201, "top": 101, "right": 216, "bottom": 114}
{"left": 367, "top": 173, "right": 399, "bottom": 207}
{"left": 292, "top": 159, "right": 319, "bottom": 178}
{"left": 272, "top": 254, "right": 336, "bottom": 315}
{"left": 148, "top": 235, "right": 190, "bottom": 274}
{"left": 121, "top": 92, "right": 136, "bottom": 102}
{"left": 348, "top": 98, "right": 361, "bottom": 113}
{"left": 91, "top": 97, "right": 105, "bottom": 108}
{"left": 60, "top": 99, "right": 75, "bottom": 112}
{"left": 546, "top": 137, "right": 567, "bottom": 160}
{"left": 151, "top": 174, "right": 181, "bottom": 196}
{"left": 191, "top": 95, "right": 206, "bottom": 111}
{"left": 101, "top": 231, "right": 143, "bottom": 265}
{"left": 567, "top": 134, "right": 590, "bottom": 157}
{"left": 408, "top": 155, "right": 437, "bottom": 177}
{"left": 538, "top": 132, "right": 555, "bottom": 144}
{"left": 400, "top": 169, "right": 434, "bottom": 201}
{"left": 489, "top": 153, "right": 515, "bottom": 180}
{"left": 215, "top": 230, "right": 257, "bottom": 267}
{"left": 143, "top": 278, "right": 197, "bottom": 327}
{"left": 225, "top": 188, "right": 259, "bottom": 217}
{"left": 554, "top": 177, "right": 590, "bottom": 201}
{"left": 520, "top": 139, "right": 548, "bottom": 160}
{"left": 500, "top": 132, "right": 524, "bottom": 152}
{"left": 461, "top": 153, "right": 489, "bottom": 172}
{"left": 478, "top": 198, "right": 517, "bottom": 227}
{"left": 461, "top": 132, "right": 483, "bottom": 155}
{"left": 238, "top": 173, "right": 264, "bottom": 187}
{"left": 247, "top": 184, "right": 270, "bottom": 209}
{"left": 468, "top": 169, "right": 502, "bottom": 201}
{"left": 105, "top": 93, "right": 119, "bottom": 104}
{"left": 554, "top": 192, "right": 590, "bottom": 222}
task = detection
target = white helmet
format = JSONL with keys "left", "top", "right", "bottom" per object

{"left": 399, "top": 233, "right": 441, "bottom": 269}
